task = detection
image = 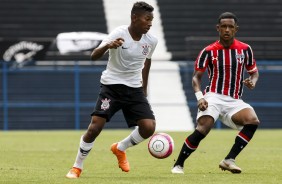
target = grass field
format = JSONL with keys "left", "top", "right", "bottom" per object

{"left": 1, "top": 129, "right": 282, "bottom": 184}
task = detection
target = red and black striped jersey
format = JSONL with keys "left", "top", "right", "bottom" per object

{"left": 194, "top": 39, "right": 258, "bottom": 99}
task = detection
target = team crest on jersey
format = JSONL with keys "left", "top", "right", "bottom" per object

{"left": 236, "top": 54, "right": 245, "bottom": 64}
{"left": 101, "top": 98, "right": 111, "bottom": 110}
{"left": 142, "top": 44, "right": 150, "bottom": 55}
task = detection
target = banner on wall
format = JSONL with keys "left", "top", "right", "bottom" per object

{"left": 56, "top": 32, "right": 107, "bottom": 54}
{"left": 0, "top": 32, "right": 108, "bottom": 67}
{"left": 0, "top": 39, "right": 52, "bottom": 67}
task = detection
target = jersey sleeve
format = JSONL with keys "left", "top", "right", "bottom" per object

{"left": 194, "top": 48, "right": 209, "bottom": 72}
{"left": 245, "top": 45, "right": 258, "bottom": 74}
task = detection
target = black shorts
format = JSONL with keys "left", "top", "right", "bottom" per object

{"left": 91, "top": 84, "right": 155, "bottom": 127}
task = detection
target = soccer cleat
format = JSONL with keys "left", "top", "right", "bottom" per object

{"left": 111, "top": 143, "right": 130, "bottom": 172}
{"left": 171, "top": 165, "right": 184, "bottom": 174}
{"left": 66, "top": 167, "right": 82, "bottom": 178}
{"left": 219, "top": 159, "right": 242, "bottom": 174}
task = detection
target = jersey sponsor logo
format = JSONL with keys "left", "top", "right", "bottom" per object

{"left": 236, "top": 53, "right": 245, "bottom": 64}
{"left": 142, "top": 44, "right": 150, "bottom": 55}
{"left": 122, "top": 46, "right": 129, "bottom": 49}
{"left": 212, "top": 56, "right": 218, "bottom": 64}
{"left": 101, "top": 98, "right": 111, "bottom": 110}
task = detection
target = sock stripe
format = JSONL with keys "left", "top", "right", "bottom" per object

{"left": 130, "top": 135, "right": 137, "bottom": 145}
{"left": 185, "top": 138, "right": 197, "bottom": 150}
{"left": 80, "top": 148, "right": 91, "bottom": 156}
{"left": 238, "top": 132, "right": 250, "bottom": 143}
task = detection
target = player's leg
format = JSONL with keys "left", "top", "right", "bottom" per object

{"left": 117, "top": 119, "right": 155, "bottom": 151}
{"left": 111, "top": 119, "right": 155, "bottom": 172}
{"left": 67, "top": 84, "right": 117, "bottom": 178}
{"left": 117, "top": 92, "right": 156, "bottom": 150}
{"left": 219, "top": 107, "right": 259, "bottom": 173}
{"left": 172, "top": 94, "right": 220, "bottom": 174}
{"left": 66, "top": 116, "right": 106, "bottom": 178}
{"left": 227, "top": 107, "right": 259, "bottom": 159}
{"left": 111, "top": 87, "right": 155, "bottom": 172}
{"left": 171, "top": 115, "right": 214, "bottom": 174}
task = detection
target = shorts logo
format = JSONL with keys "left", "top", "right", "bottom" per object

{"left": 101, "top": 98, "right": 111, "bottom": 110}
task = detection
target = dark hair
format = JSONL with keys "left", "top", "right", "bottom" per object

{"left": 131, "top": 1, "right": 154, "bottom": 15}
{"left": 218, "top": 12, "right": 238, "bottom": 24}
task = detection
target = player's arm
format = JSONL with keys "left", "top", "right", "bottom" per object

{"left": 90, "top": 38, "right": 124, "bottom": 60}
{"left": 142, "top": 58, "right": 151, "bottom": 97}
{"left": 243, "top": 71, "right": 259, "bottom": 90}
{"left": 192, "top": 70, "right": 208, "bottom": 111}
{"left": 192, "top": 70, "right": 204, "bottom": 93}
{"left": 244, "top": 45, "right": 259, "bottom": 89}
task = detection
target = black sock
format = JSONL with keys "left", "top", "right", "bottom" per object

{"left": 225, "top": 124, "right": 258, "bottom": 160}
{"left": 174, "top": 130, "right": 205, "bottom": 167}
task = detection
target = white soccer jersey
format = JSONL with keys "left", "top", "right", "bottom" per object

{"left": 99, "top": 25, "right": 158, "bottom": 87}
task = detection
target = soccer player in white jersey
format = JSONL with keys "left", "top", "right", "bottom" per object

{"left": 171, "top": 12, "right": 260, "bottom": 174}
{"left": 66, "top": 1, "right": 158, "bottom": 178}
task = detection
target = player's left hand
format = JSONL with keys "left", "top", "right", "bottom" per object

{"left": 243, "top": 78, "right": 255, "bottom": 89}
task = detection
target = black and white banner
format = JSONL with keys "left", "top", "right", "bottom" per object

{"left": 0, "top": 32, "right": 108, "bottom": 67}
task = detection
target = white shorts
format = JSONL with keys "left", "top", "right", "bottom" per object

{"left": 196, "top": 92, "right": 253, "bottom": 130}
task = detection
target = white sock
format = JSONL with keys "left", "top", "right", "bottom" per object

{"left": 73, "top": 135, "right": 94, "bottom": 169}
{"left": 117, "top": 127, "right": 145, "bottom": 151}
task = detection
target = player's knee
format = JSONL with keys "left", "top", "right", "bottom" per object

{"left": 85, "top": 126, "right": 101, "bottom": 142}
{"left": 144, "top": 120, "right": 155, "bottom": 136}
{"left": 138, "top": 119, "right": 156, "bottom": 138}
{"left": 244, "top": 116, "right": 260, "bottom": 125}
{"left": 87, "top": 117, "right": 106, "bottom": 137}
{"left": 196, "top": 116, "right": 214, "bottom": 135}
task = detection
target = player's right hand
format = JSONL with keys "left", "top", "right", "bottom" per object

{"left": 107, "top": 38, "right": 124, "bottom": 49}
{"left": 197, "top": 98, "right": 208, "bottom": 111}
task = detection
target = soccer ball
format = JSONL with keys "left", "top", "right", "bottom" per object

{"left": 148, "top": 133, "right": 174, "bottom": 159}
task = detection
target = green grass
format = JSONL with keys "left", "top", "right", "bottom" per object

{"left": 1, "top": 129, "right": 282, "bottom": 184}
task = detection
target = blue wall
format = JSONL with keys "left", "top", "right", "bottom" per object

{"left": 1, "top": 61, "right": 282, "bottom": 130}
{"left": 0, "top": 62, "right": 126, "bottom": 130}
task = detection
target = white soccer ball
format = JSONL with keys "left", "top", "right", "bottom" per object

{"left": 148, "top": 133, "right": 174, "bottom": 159}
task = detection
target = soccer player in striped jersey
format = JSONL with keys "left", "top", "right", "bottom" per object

{"left": 172, "top": 12, "right": 260, "bottom": 174}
